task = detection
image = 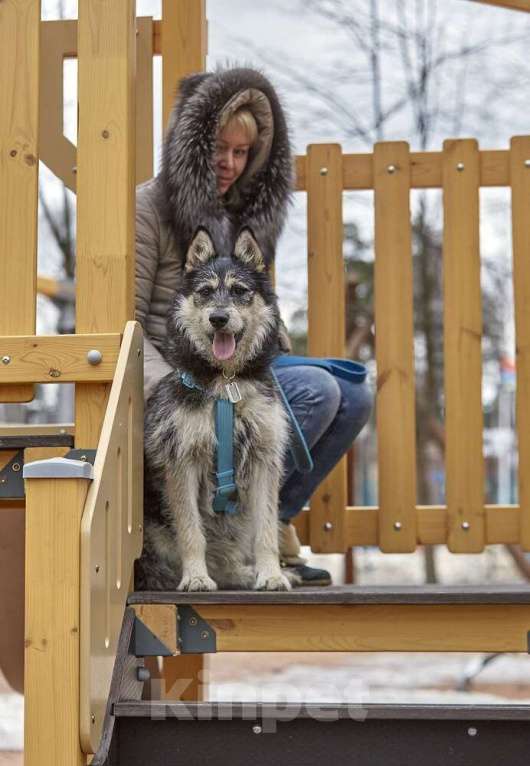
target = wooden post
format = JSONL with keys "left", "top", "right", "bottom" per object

{"left": 0, "top": 0, "right": 39, "bottom": 403}
{"left": 76, "top": 0, "right": 137, "bottom": 447}
{"left": 442, "top": 139, "right": 485, "bottom": 553}
{"left": 510, "top": 136, "right": 530, "bottom": 549}
{"left": 374, "top": 142, "right": 417, "bottom": 552}
{"left": 24, "top": 448, "right": 89, "bottom": 766}
{"left": 306, "top": 143, "right": 347, "bottom": 553}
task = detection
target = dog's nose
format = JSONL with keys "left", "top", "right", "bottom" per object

{"left": 209, "top": 310, "right": 229, "bottom": 329}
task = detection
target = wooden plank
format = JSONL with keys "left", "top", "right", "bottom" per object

{"left": 136, "top": 17, "right": 154, "bottom": 184}
{"left": 0, "top": 0, "right": 40, "bottom": 403}
{"left": 373, "top": 142, "right": 417, "bottom": 552}
{"left": 470, "top": 0, "right": 530, "bottom": 12}
{"left": 510, "top": 136, "right": 530, "bottom": 549}
{"left": 80, "top": 322, "right": 143, "bottom": 753}
{"left": 306, "top": 144, "right": 347, "bottom": 553}
{"left": 191, "top": 603, "right": 530, "bottom": 652}
{"left": 76, "top": 0, "right": 136, "bottom": 448}
{"left": 295, "top": 150, "right": 510, "bottom": 192}
{"left": 442, "top": 139, "right": 485, "bottom": 552}
{"left": 24, "top": 447, "right": 89, "bottom": 766}
{"left": 162, "top": 0, "right": 207, "bottom": 129}
{"left": 0, "top": 333, "right": 121, "bottom": 383}
{"left": 0, "top": 423, "right": 74, "bottom": 437}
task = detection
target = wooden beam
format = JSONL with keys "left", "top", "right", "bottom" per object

{"left": 469, "top": 0, "right": 530, "bottom": 12}
{"left": 0, "top": 333, "right": 121, "bottom": 384}
{"left": 188, "top": 603, "right": 530, "bottom": 652}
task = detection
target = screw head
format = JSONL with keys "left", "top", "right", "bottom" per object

{"left": 2, "top": 356, "right": 11, "bottom": 365}
{"left": 468, "top": 726, "right": 478, "bottom": 737}
{"left": 323, "top": 521, "right": 333, "bottom": 531}
{"left": 252, "top": 725, "right": 262, "bottom": 734}
{"left": 320, "top": 167, "right": 328, "bottom": 176}
{"left": 394, "top": 521, "right": 402, "bottom": 531}
{"left": 87, "top": 349, "right": 103, "bottom": 366}
{"left": 91, "top": 714, "right": 96, "bottom": 724}
{"left": 387, "top": 164, "right": 396, "bottom": 174}
{"left": 461, "top": 521, "right": 470, "bottom": 531}
{"left": 101, "top": 129, "right": 110, "bottom": 139}
{"left": 456, "top": 162, "right": 465, "bottom": 171}
{"left": 189, "top": 616, "right": 198, "bottom": 626}
{"left": 525, "top": 160, "right": 530, "bottom": 168}
{"left": 201, "top": 630, "right": 209, "bottom": 640}
{"left": 95, "top": 565, "right": 100, "bottom": 573}
{"left": 12, "top": 463, "right": 21, "bottom": 472}
{"left": 49, "top": 368, "right": 61, "bottom": 378}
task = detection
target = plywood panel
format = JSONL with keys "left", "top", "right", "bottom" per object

{"left": 442, "top": 139, "right": 485, "bottom": 552}
{"left": 374, "top": 142, "right": 417, "bottom": 551}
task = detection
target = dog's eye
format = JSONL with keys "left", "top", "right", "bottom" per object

{"left": 231, "top": 285, "right": 249, "bottom": 297}
{"left": 197, "top": 286, "right": 214, "bottom": 298}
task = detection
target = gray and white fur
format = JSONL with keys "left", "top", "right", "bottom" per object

{"left": 135, "top": 227, "right": 292, "bottom": 592}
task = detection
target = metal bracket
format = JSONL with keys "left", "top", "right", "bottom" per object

{"left": 177, "top": 605, "right": 217, "bottom": 654}
{"left": 0, "top": 448, "right": 24, "bottom": 498}
{"left": 132, "top": 616, "right": 174, "bottom": 657}
{"left": 65, "top": 448, "right": 97, "bottom": 465}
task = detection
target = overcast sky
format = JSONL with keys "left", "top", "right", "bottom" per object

{"left": 39, "top": 0, "right": 529, "bottom": 353}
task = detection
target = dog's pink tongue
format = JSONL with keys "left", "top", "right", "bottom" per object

{"left": 213, "top": 331, "right": 236, "bottom": 360}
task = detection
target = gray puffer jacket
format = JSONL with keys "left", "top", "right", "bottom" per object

{"left": 135, "top": 67, "right": 294, "bottom": 400}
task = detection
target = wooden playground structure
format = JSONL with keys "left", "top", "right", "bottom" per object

{"left": 1, "top": 0, "right": 530, "bottom": 764}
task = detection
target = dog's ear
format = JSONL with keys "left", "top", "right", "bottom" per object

{"left": 185, "top": 228, "right": 217, "bottom": 272}
{"left": 233, "top": 228, "right": 266, "bottom": 273}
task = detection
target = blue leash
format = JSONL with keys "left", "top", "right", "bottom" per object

{"left": 180, "top": 355, "right": 367, "bottom": 514}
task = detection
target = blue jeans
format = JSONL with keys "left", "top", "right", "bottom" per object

{"left": 275, "top": 365, "right": 373, "bottom": 522}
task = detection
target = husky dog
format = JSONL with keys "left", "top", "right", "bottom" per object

{"left": 135, "top": 226, "right": 292, "bottom": 592}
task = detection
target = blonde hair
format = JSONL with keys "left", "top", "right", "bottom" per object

{"left": 225, "top": 108, "right": 258, "bottom": 146}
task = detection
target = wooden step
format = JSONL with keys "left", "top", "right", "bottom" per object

{"left": 129, "top": 586, "right": 530, "bottom": 654}
{"left": 105, "top": 702, "right": 530, "bottom": 766}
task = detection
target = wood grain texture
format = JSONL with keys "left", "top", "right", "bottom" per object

{"left": 24, "top": 457, "right": 90, "bottom": 766}
{"left": 0, "top": 0, "right": 40, "bottom": 403}
{"left": 162, "top": 0, "right": 207, "bottom": 129}
{"left": 374, "top": 142, "right": 417, "bottom": 552}
{"left": 0, "top": 333, "right": 120, "bottom": 383}
{"left": 306, "top": 144, "right": 347, "bottom": 553}
{"left": 442, "top": 140, "right": 485, "bottom": 552}
{"left": 510, "top": 136, "right": 530, "bottom": 549}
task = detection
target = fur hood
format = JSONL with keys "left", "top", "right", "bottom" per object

{"left": 160, "top": 67, "right": 294, "bottom": 264}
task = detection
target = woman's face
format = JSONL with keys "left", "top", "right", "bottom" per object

{"left": 215, "top": 123, "right": 251, "bottom": 195}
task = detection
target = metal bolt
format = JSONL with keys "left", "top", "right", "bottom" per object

{"left": 91, "top": 714, "right": 96, "bottom": 724}
{"left": 49, "top": 368, "right": 61, "bottom": 378}
{"left": 101, "top": 129, "right": 110, "bottom": 139}
{"left": 0, "top": 478, "right": 6, "bottom": 484}
{"left": 387, "top": 164, "right": 396, "bottom": 174}
{"left": 456, "top": 162, "right": 465, "bottom": 171}
{"left": 461, "top": 521, "right": 470, "bottom": 531}
{"left": 10, "top": 150, "right": 17, "bottom": 157}
{"left": 72, "top": 166, "right": 77, "bottom": 175}
{"left": 12, "top": 463, "right": 21, "bottom": 472}
{"left": 201, "top": 630, "right": 209, "bottom": 640}
{"left": 468, "top": 726, "right": 477, "bottom": 737}
{"left": 136, "top": 666, "right": 151, "bottom": 682}
{"left": 87, "top": 349, "right": 102, "bottom": 366}
{"left": 95, "top": 565, "right": 100, "bottom": 573}
{"left": 252, "top": 725, "right": 262, "bottom": 734}
{"left": 323, "top": 521, "right": 333, "bottom": 531}
{"left": 80, "top": 455, "right": 87, "bottom": 461}
{"left": 2, "top": 356, "right": 11, "bottom": 365}
{"left": 394, "top": 521, "right": 402, "bottom": 531}
{"left": 320, "top": 167, "right": 328, "bottom": 176}
{"left": 189, "top": 616, "right": 198, "bottom": 627}
{"left": 525, "top": 160, "right": 530, "bottom": 168}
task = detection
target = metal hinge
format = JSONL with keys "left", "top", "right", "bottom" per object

{"left": 177, "top": 605, "right": 217, "bottom": 654}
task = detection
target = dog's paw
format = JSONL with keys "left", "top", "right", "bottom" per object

{"left": 255, "top": 570, "right": 292, "bottom": 591}
{"left": 178, "top": 573, "right": 218, "bottom": 592}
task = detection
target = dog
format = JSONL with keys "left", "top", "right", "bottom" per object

{"left": 135, "top": 226, "right": 293, "bottom": 592}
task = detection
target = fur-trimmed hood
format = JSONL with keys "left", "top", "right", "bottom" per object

{"left": 160, "top": 67, "right": 294, "bottom": 264}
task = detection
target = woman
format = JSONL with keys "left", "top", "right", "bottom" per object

{"left": 135, "top": 67, "right": 372, "bottom": 586}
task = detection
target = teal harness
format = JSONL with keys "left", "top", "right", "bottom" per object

{"left": 180, "top": 356, "right": 367, "bottom": 515}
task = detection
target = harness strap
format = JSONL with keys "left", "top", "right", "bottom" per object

{"left": 212, "top": 398, "right": 238, "bottom": 515}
